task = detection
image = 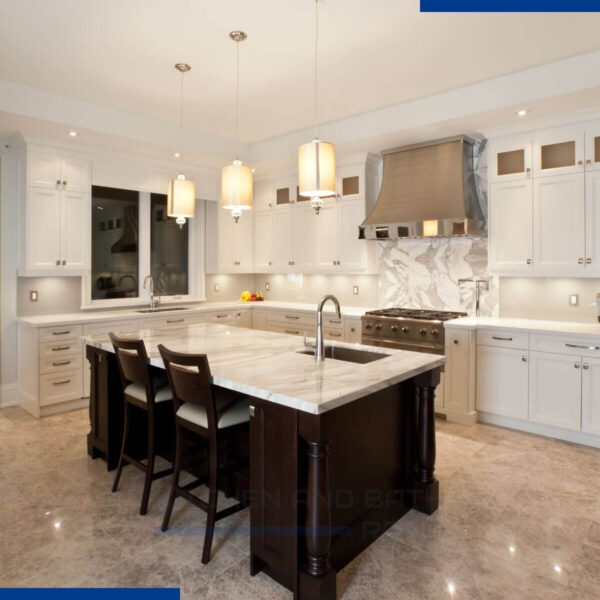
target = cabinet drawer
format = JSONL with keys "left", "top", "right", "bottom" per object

{"left": 324, "top": 328, "right": 344, "bottom": 340}
{"left": 530, "top": 333, "right": 600, "bottom": 358}
{"left": 477, "top": 329, "right": 529, "bottom": 350}
{"left": 40, "top": 354, "right": 83, "bottom": 375}
{"left": 140, "top": 314, "right": 205, "bottom": 329}
{"left": 268, "top": 310, "right": 315, "bottom": 328}
{"left": 204, "top": 311, "right": 236, "bottom": 323}
{"left": 82, "top": 319, "right": 140, "bottom": 336}
{"left": 40, "top": 369, "right": 83, "bottom": 407}
{"left": 39, "top": 324, "right": 82, "bottom": 343}
{"left": 268, "top": 323, "right": 316, "bottom": 337}
{"left": 40, "top": 339, "right": 82, "bottom": 360}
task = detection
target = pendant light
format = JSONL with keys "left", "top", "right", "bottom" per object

{"left": 298, "top": 0, "right": 335, "bottom": 215}
{"left": 167, "top": 63, "right": 195, "bottom": 229}
{"left": 222, "top": 31, "right": 253, "bottom": 223}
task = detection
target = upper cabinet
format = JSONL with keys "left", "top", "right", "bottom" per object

{"left": 489, "top": 119, "right": 600, "bottom": 277}
{"left": 20, "top": 145, "right": 92, "bottom": 275}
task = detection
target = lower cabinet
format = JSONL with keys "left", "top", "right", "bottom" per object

{"left": 476, "top": 345, "right": 529, "bottom": 420}
{"left": 581, "top": 357, "right": 600, "bottom": 434}
{"left": 529, "top": 351, "right": 582, "bottom": 431}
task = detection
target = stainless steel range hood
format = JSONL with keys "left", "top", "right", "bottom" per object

{"left": 361, "top": 136, "right": 486, "bottom": 240}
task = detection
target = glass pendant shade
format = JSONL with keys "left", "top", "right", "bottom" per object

{"left": 168, "top": 173, "right": 195, "bottom": 227}
{"left": 298, "top": 139, "right": 336, "bottom": 198}
{"left": 221, "top": 160, "right": 253, "bottom": 221}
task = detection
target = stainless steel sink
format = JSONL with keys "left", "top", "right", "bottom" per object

{"left": 135, "top": 306, "right": 190, "bottom": 314}
{"left": 297, "top": 345, "right": 389, "bottom": 364}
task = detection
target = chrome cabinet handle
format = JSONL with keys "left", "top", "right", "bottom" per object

{"left": 586, "top": 258, "right": 592, "bottom": 264}
{"left": 166, "top": 319, "right": 184, "bottom": 323}
{"left": 285, "top": 329, "right": 300, "bottom": 335}
{"left": 249, "top": 405, "right": 255, "bottom": 417}
{"left": 216, "top": 314, "right": 228, "bottom": 318}
{"left": 328, "top": 332, "right": 342, "bottom": 337}
{"left": 328, "top": 319, "right": 341, "bottom": 325}
{"left": 566, "top": 343, "right": 599, "bottom": 350}
{"left": 578, "top": 258, "right": 584, "bottom": 265}
{"left": 52, "top": 379, "right": 71, "bottom": 386}
{"left": 52, "top": 360, "right": 71, "bottom": 366}
{"left": 492, "top": 336, "right": 513, "bottom": 341}
{"left": 52, "top": 331, "right": 71, "bottom": 336}
{"left": 51, "top": 345, "right": 71, "bottom": 351}
{"left": 285, "top": 315, "right": 300, "bottom": 320}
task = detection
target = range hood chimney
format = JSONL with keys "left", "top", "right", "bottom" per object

{"left": 361, "top": 136, "right": 486, "bottom": 240}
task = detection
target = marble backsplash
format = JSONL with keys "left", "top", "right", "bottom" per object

{"left": 378, "top": 236, "right": 499, "bottom": 317}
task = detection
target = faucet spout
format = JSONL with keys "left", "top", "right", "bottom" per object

{"left": 315, "top": 294, "right": 342, "bottom": 363}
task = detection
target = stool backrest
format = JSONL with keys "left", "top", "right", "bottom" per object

{"left": 157, "top": 344, "right": 216, "bottom": 431}
{"left": 109, "top": 333, "right": 156, "bottom": 405}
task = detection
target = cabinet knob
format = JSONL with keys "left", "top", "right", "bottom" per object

{"left": 62, "top": 260, "right": 66, "bottom": 265}
{"left": 522, "top": 356, "right": 527, "bottom": 362}
{"left": 583, "top": 363, "right": 589, "bottom": 370}
{"left": 577, "top": 160, "right": 583, "bottom": 166}
{"left": 390, "top": 325, "right": 399, "bottom": 332}
{"left": 575, "top": 363, "right": 581, "bottom": 369}
{"left": 586, "top": 258, "right": 592, "bottom": 265}
{"left": 525, "top": 167, "right": 531, "bottom": 173}
{"left": 401, "top": 326, "right": 410, "bottom": 334}
{"left": 268, "top": 261, "right": 272, "bottom": 266}
{"left": 56, "top": 259, "right": 60, "bottom": 265}
{"left": 56, "top": 179, "right": 61, "bottom": 188}
{"left": 578, "top": 258, "right": 584, "bottom": 265}
{"left": 586, "top": 159, "right": 592, "bottom": 164}
{"left": 526, "top": 258, "right": 532, "bottom": 265}
{"left": 375, "top": 324, "right": 383, "bottom": 331}
{"left": 453, "top": 339, "right": 459, "bottom": 345}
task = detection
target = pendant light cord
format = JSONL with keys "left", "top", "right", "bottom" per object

{"left": 236, "top": 39, "right": 240, "bottom": 160}
{"left": 314, "top": 0, "right": 319, "bottom": 140}
{"left": 179, "top": 69, "right": 184, "bottom": 158}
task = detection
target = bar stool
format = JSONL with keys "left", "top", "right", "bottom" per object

{"left": 158, "top": 343, "right": 249, "bottom": 564}
{"left": 110, "top": 333, "right": 174, "bottom": 515}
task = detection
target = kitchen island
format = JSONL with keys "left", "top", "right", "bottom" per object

{"left": 84, "top": 322, "right": 444, "bottom": 600}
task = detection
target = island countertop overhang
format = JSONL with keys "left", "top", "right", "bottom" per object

{"left": 83, "top": 322, "right": 445, "bottom": 414}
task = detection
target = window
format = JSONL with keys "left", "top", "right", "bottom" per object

{"left": 91, "top": 186, "right": 139, "bottom": 300}
{"left": 150, "top": 193, "right": 189, "bottom": 296}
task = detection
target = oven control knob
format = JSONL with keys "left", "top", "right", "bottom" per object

{"left": 432, "top": 328, "right": 440, "bottom": 336}
{"left": 419, "top": 328, "right": 428, "bottom": 336}
{"left": 375, "top": 323, "right": 383, "bottom": 331}
{"left": 390, "top": 325, "right": 399, "bottom": 332}
{"left": 401, "top": 326, "right": 410, "bottom": 334}
{"left": 365, "top": 323, "right": 373, "bottom": 329}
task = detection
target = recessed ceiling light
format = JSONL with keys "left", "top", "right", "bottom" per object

{"left": 68, "top": 131, "right": 78, "bottom": 137}
{"left": 251, "top": 168, "right": 256, "bottom": 173}
{"left": 516, "top": 110, "right": 528, "bottom": 117}
{"left": 447, "top": 582, "right": 455, "bottom": 594}
{"left": 174, "top": 152, "right": 181, "bottom": 158}
{"left": 509, "top": 545, "right": 516, "bottom": 553}
{"left": 554, "top": 565, "right": 562, "bottom": 573}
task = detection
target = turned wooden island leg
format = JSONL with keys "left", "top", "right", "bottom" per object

{"left": 299, "top": 439, "right": 336, "bottom": 600}
{"left": 413, "top": 368, "right": 441, "bottom": 515}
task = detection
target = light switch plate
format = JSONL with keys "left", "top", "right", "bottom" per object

{"left": 30, "top": 290, "right": 38, "bottom": 301}
{"left": 214, "top": 283, "right": 220, "bottom": 293}
{"left": 265, "top": 282, "right": 270, "bottom": 292}
{"left": 569, "top": 294, "right": 578, "bottom": 306}
{"left": 353, "top": 285, "right": 359, "bottom": 295}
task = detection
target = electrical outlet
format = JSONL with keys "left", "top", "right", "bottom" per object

{"left": 214, "top": 283, "right": 220, "bottom": 293}
{"left": 569, "top": 294, "right": 578, "bottom": 306}
{"left": 265, "top": 282, "right": 270, "bottom": 292}
{"left": 353, "top": 285, "right": 359, "bottom": 295}
{"left": 30, "top": 290, "right": 38, "bottom": 302}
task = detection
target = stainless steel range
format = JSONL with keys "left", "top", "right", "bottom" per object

{"left": 361, "top": 308, "right": 467, "bottom": 355}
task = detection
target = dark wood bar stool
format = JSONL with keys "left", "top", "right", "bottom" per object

{"left": 158, "top": 344, "right": 249, "bottom": 564}
{"left": 110, "top": 333, "right": 174, "bottom": 515}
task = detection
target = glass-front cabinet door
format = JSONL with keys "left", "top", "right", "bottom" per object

{"left": 489, "top": 135, "right": 532, "bottom": 183}
{"left": 532, "top": 125, "right": 585, "bottom": 177}
{"left": 584, "top": 121, "right": 600, "bottom": 172}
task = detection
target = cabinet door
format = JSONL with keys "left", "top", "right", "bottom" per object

{"left": 585, "top": 170, "right": 600, "bottom": 275}
{"left": 314, "top": 201, "right": 338, "bottom": 270}
{"left": 254, "top": 211, "right": 273, "bottom": 271}
{"left": 60, "top": 157, "right": 91, "bottom": 192}
{"left": 27, "top": 150, "right": 60, "bottom": 189}
{"left": 533, "top": 126, "right": 584, "bottom": 178}
{"left": 444, "top": 329, "right": 471, "bottom": 413}
{"left": 533, "top": 174, "right": 585, "bottom": 274}
{"left": 336, "top": 164, "right": 362, "bottom": 200}
{"left": 61, "top": 190, "right": 90, "bottom": 270}
{"left": 476, "top": 346, "right": 529, "bottom": 419}
{"left": 234, "top": 212, "right": 254, "bottom": 271}
{"left": 489, "top": 180, "right": 533, "bottom": 273}
{"left": 584, "top": 121, "right": 600, "bottom": 172}
{"left": 272, "top": 206, "right": 294, "bottom": 270}
{"left": 292, "top": 203, "right": 316, "bottom": 271}
{"left": 217, "top": 209, "right": 236, "bottom": 269}
{"left": 28, "top": 188, "right": 62, "bottom": 270}
{"left": 582, "top": 357, "right": 600, "bottom": 435}
{"left": 337, "top": 198, "right": 366, "bottom": 271}
{"left": 529, "top": 351, "right": 582, "bottom": 431}
{"left": 490, "top": 136, "right": 533, "bottom": 183}
{"left": 254, "top": 180, "right": 274, "bottom": 211}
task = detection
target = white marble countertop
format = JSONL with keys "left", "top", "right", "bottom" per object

{"left": 445, "top": 316, "right": 600, "bottom": 339}
{"left": 83, "top": 322, "right": 445, "bottom": 415}
{"left": 16, "top": 300, "right": 372, "bottom": 328}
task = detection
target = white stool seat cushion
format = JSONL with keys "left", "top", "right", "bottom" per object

{"left": 125, "top": 378, "right": 172, "bottom": 403}
{"left": 177, "top": 397, "right": 250, "bottom": 429}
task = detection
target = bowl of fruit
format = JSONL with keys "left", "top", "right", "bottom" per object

{"left": 240, "top": 291, "right": 264, "bottom": 302}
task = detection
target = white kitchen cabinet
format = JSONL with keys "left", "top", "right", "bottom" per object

{"left": 254, "top": 210, "right": 274, "bottom": 271}
{"left": 315, "top": 201, "right": 339, "bottom": 269}
{"left": 344, "top": 317, "right": 362, "bottom": 344}
{"left": 489, "top": 180, "right": 533, "bottom": 274}
{"left": 209, "top": 206, "right": 254, "bottom": 273}
{"left": 582, "top": 357, "right": 600, "bottom": 435}
{"left": 532, "top": 173, "right": 585, "bottom": 274}
{"left": 28, "top": 150, "right": 91, "bottom": 192}
{"left": 292, "top": 203, "right": 317, "bottom": 271}
{"left": 533, "top": 125, "right": 585, "bottom": 178}
{"left": 476, "top": 345, "right": 529, "bottom": 420}
{"left": 529, "top": 351, "right": 582, "bottom": 431}
{"left": 272, "top": 206, "right": 294, "bottom": 270}
{"left": 584, "top": 121, "right": 600, "bottom": 172}
{"left": 585, "top": 170, "right": 600, "bottom": 275}
{"left": 489, "top": 135, "right": 533, "bottom": 183}
{"left": 338, "top": 198, "right": 370, "bottom": 271}
{"left": 61, "top": 189, "right": 90, "bottom": 270}
{"left": 27, "top": 188, "right": 63, "bottom": 270}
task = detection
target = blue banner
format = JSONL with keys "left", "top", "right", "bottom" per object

{"left": 0, "top": 591, "right": 180, "bottom": 600}
{"left": 421, "top": 0, "right": 600, "bottom": 10}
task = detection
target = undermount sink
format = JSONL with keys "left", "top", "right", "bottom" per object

{"left": 297, "top": 345, "right": 389, "bottom": 364}
{"left": 135, "top": 306, "right": 190, "bottom": 314}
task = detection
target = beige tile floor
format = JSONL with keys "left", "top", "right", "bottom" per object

{"left": 1, "top": 405, "right": 599, "bottom": 599}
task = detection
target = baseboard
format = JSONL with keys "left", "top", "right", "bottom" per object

{"left": 478, "top": 411, "right": 600, "bottom": 449}
{"left": 0, "top": 383, "right": 18, "bottom": 408}
{"left": 40, "top": 397, "right": 88, "bottom": 418}
{"left": 435, "top": 407, "right": 478, "bottom": 426}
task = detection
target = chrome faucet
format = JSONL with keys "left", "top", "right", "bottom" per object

{"left": 143, "top": 275, "right": 157, "bottom": 309}
{"left": 313, "top": 294, "right": 342, "bottom": 363}
{"left": 458, "top": 279, "right": 489, "bottom": 316}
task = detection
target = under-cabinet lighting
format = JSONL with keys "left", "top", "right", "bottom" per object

{"left": 174, "top": 152, "right": 181, "bottom": 158}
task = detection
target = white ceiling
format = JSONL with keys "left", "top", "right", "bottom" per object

{"left": 2, "top": 0, "right": 600, "bottom": 144}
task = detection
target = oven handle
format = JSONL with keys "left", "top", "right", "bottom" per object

{"left": 362, "top": 337, "right": 444, "bottom": 354}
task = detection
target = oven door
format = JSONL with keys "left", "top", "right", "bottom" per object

{"left": 362, "top": 336, "right": 444, "bottom": 355}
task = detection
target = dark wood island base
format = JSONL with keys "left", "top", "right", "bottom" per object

{"left": 86, "top": 344, "right": 441, "bottom": 600}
